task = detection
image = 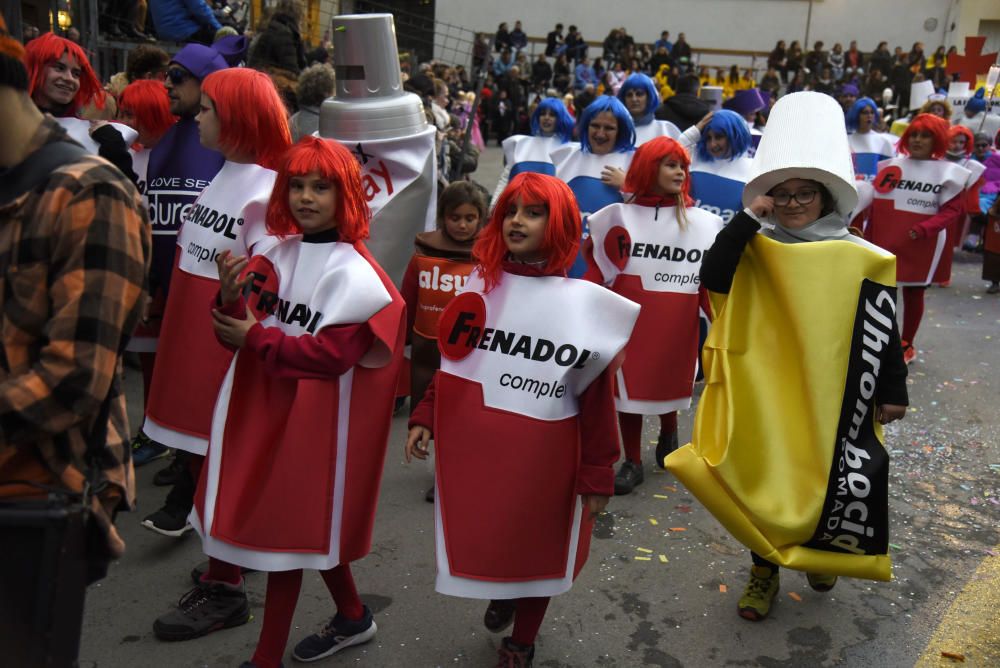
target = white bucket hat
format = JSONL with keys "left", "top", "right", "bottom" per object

{"left": 909, "top": 80, "right": 935, "bottom": 112}
{"left": 742, "top": 91, "right": 858, "bottom": 216}
{"left": 700, "top": 86, "right": 724, "bottom": 111}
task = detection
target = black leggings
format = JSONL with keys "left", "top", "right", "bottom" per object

{"left": 751, "top": 552, "right": 778, "bottom": 571}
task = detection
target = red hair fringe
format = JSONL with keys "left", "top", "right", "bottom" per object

{"left": 25, "top": 33, "right": 103, "bottom": 110}
{"left": 266, "top": 136, "right": 371, "bottom": 242}
{"left": 947, "top": 124, "right": 974, "bottom": 156}
{"left": 623, "top": 136, "right": 692, "bottom": 203}
{"left": 898, "top": 113, "right": 950, "bottom": 159}
{"left": 201, "top": 68, "right": 291, "bottom": 170}
{"left": 118, "top": 80, "right": 176, "bottom": 144}
{"left": 473, "top": 172, "right": 581, "bottom": 292}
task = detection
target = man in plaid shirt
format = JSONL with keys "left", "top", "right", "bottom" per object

{"left": 0, "top": 17, "right": 149, "bottom": 663}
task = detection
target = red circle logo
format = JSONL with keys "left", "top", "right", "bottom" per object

{"left": 604, "top": 225, "right": 632, "bottom": 270}
{"left": 437, "top": 291, "right": 487, "bottom": 361}
{"left": 873, "top": 165, "right": 902, "bottom": 194}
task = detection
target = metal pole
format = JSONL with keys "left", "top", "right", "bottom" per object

{"left": 804, "top": 0, "right": 813, "bottom": 49}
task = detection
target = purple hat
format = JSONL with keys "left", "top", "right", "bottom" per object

{"left": 171, "top": 44, "right": 228, "bottom": 81}
{"left": 839, "top": 83, "right": 860, "bottom": 97}
{"left": 212, "top": 35, "right": 249, "bottom": 67}
{"left": 723, "top": 88, "right": 765, "bottom": 116}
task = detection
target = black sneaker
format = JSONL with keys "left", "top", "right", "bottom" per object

{"left": 153, "top": 580, "right": 250, "bottom": 641}
{"left": 494, "top": 637, "right": 535, "bottom": 667}
{"left": 614, "top": 460, "right": 644, "bottom": 495}
{"left": 141, "top": 506, "right": 193, "bottom": 538}
{"left": 292, "top": 606, "right": 377, "bottom": 662}
{"left": 190, "top": 560, "right": 258, "bottom": 586}
{"left": 655, "top": 430, "right": 679, "bottom": 469}
{"left": 425, "top": 485, "right": 435, "bottom": 503}
{"left": 484, "top": 599, "right": 516, "bottom": 633}
{"left": 153, "top": 457, "right": 186, "bottom": 487}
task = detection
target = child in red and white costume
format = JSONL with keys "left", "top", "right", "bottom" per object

{"left": 866, "top": 114, "right": 969, "bottom": 364}
{"left": 933, "top": 124, "right": 987, "bottom": 286}
{"left": 198, "top": 136, "right": 404, "bottom": 668}
{"left": 585, "top": 137, "right": 724, "bottom": 495}
{"left": 149, "top": 69, "right": 291, "bottom": 643}
{"left": 406, "top": 172, "right": 639, "bottom": 668}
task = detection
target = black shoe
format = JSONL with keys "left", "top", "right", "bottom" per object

{"left": 153, "top": 456, "right": 185, "bottom": 487}
{"left": 141, "top": 506, "right": 193, "bottom": 538}
{"left": 152, "top": 580, "right": 250, "bottom": 641}
{"left": 496, "top": 637, "right": 535, "bottom": 667}
{"left": 190, "top": 560, "right": 258, "bottom": 586}
{"left": 483, "top": 599, "right": 516, "bottom": 633}
{"left": 425, "top": 485, "right": 435, "bottom": 503}
{"left": 292, "top": 606, "right": 376, "bottom": 662}
{"left": 655, "top": 430, "right": 679, "bottom": 469}
{"left": 614, "top": 460, "right": 644, "bottom": 495}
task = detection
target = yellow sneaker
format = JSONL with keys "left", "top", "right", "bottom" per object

{"left": 738, "top": 565, "right": 779, "bottom": 621}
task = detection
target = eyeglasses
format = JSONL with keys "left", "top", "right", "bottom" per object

{"left": 772, "top": 189, "right": 818, "bottom": 207}
{"left": 166, "top": 68, "right": 193, "bottom": 85}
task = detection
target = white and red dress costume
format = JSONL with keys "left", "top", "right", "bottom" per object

{"left": 867, "top": 157, "right": 970, "bottom": 285}
{"left": 410, "top": 263, "right": 639, "bottom": 598}
{"left": 932, "top": 158, "right": 987, "bottom": 285}
{"left": 191, "top": 231, "right": 405, "bottom": 570}
{"left": 143, "top": 161, "right": 277, "bottom": 453}
{"left": 552, "top": 144, "right": 634, "bottom": 277}
{"left": 587, "top": 199, "right": 723, "bottom": 414}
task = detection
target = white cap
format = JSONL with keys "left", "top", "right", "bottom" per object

{"left": 909, "top": 80, "right": 935, "bottom": 111}
{"left": 742, "top": 91, "right": 858, "bottom": 215}
{"left": 700, "top": 86, "right": 723, "bottom": 111}
{"left": 947, "top": 81, "right": 970, "bottom": 98}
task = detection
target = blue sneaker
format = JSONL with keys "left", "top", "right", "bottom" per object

{"left": 292, "top": 606, "right": 376, "bottom": 662}
{"left": 131, "top": 431, "right": 169, "bottom": 467}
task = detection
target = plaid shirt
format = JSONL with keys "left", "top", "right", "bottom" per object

{"left": 0, "top": 117, "right": 150, "bottom": 557}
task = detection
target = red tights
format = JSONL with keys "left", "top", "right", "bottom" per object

{"left": 619, "top": 412, "right": 678, "bottom": 463}
{"left": 250, "top": 565, "right": 364, "bottom": 668}
{"left": 511, "top": 596, "right": 550, "bottom": 646}
{"left": 900, "top": 286, "right": 925, "bottom": 345}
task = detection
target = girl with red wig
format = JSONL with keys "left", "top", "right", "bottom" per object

{"left": 24, "top": 33, "right": 137, "bottom": 179}
{"left": 149, "top": 69, "right": 292, "bottom": 643}
{"left": 867, "top": 113, "right": 970, "bottom": 364}
{"left": 931, "top": 124, "right": 988, "bottom": 286}
{"left": 585, "top": 137, "right": 724, "bottom": 495}
{"left": 405, "top": 172, "right": 639, "bottom": 668}
{"left": 190, "top": 136, "right": 404, "bottom": 668}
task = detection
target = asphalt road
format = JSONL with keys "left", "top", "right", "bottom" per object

{"left": 78, "top": 145, "right": 1000, "bottom": 668}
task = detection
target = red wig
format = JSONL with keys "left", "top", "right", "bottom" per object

{"left": 623, "top": 136, "right": 692, "bottom": 203}
{"left": 118, "top": 80, "right": 176, "bottom": 145}
{"left": 947, "top": 124, "right": 974, "bottom": 156}
{"left": 897, "top": 113, "right": 949, "bottom": 159}
{"left": 201, "top": 68, "right": 291, "bottom": 170}
{"left": 25, "top": 33, "right": 103, "bottom": 110}
{"left": 266, "top": 136, "right": 371, "bottom": 242}
{"left": 473, "top": 172, "right": 581, "bottom": 292}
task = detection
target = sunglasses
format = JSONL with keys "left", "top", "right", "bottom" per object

{"left": 166, "top": 68, "right": 193, "bottom": 85}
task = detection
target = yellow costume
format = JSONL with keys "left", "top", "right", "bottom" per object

{"left": 666, "top": 234, "right": 896, "bottom": 581}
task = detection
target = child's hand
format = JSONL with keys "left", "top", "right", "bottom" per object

{"left": 211, "top": 303, "right": 257, "bottom": 348}
{"left": 748, "top": 195, "right": 774, "bottom": 218}
{"left": 877, "top": 403, "right": 906, "bottom": 424}
{"left": 583, "top": 494, "right": 609, "bottom": 519}
{"left": 405, "top": 426, "right": 433, "bottom": 462}
{"left": 601, "top": 165, "right": 626, "bottom": 190}
{"left": 216, "top": 250, "right": 252, "bottom": 305}
{"left": 694, "top": 110, "right": 715, "bottom": 132}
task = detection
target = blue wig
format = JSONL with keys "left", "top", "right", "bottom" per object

{"left": 845, "top": 97, "right": 880, "bottom": 132}
{"left": 696, "top": 109, "right": 751, "bottom": 162}
{"left": 579, "top": 95, "right": 636, "bottom": 154}
{"left": 617, "top": 73, "right": 660, "bottom": 119}
{"left": 530, "top": 97, "right": 575, "bottom": 143}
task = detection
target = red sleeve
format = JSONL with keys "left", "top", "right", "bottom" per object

{"left": 697, "top": 286, "right": 712, "bottom": 322}
{"left": 575, "top": 353, "right": 622, "bottom": 496}
{"left": 243, "top": 321, "right": 375, "bottom": 380}
{"left": 401, "top": 255, "right": 420, "bottom": 337}
{"left": 407, "top": 370, "right": 437, "bottom": 431}
{"left": 912, "top": 194, "right": 964, "bottom": 238}
{"left": 580, "top": 237, "right": 607, "bottom": 284}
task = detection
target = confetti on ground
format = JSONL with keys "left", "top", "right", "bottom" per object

{"left": 653, "top": 494, "right": 670, "bottom": 499}
{"left": 940, "top": 651, "right": 966, "bottom": 662}
{"left": 664, "top": 485, "right": 678, "bottom": 492}
{"left": 788, "top": 592, "right": 802, "bottom": 602}
{"left": 669, "top": 527, "right": 687, "bottom": 532}
{"left": 636, "top": 547, "right": 653, "bottom": 554}
{"left": 889, "top": 543, "right": 902, "bottom": 550}
{"left": 719, "top": 584, "right": 727, "bottom": 593}
{"left": 634, "top": 556, "right": 651, "bottom": 561}
{"left": 676, "top": 505, "right": 692, "bottom": 513}
{"left": 659, "top": 554, "right": 668, "bottom": 563}
{"left": 649, "top": 518, "right": 659, "bottom": 526}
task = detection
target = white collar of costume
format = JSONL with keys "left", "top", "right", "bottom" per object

{"left": 56, "top": 117, "right": 138, "bottom": 154}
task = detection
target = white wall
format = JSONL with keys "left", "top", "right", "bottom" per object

{"left": 435, "top": 0, "right": 964, "bottom": 55}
